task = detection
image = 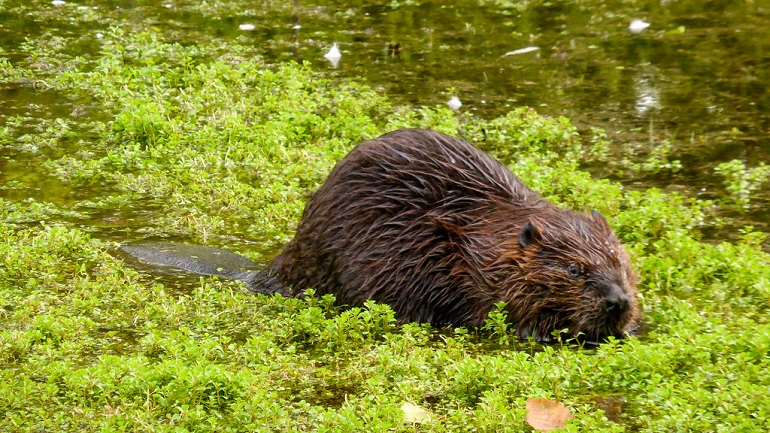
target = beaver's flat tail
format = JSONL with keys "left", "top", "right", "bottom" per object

{"left": 120, "top": 241, "right": 291, "bottom": 296}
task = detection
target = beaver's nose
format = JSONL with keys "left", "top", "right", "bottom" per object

{"left": 604, "top": 284, "right": 629, "bottom": 314}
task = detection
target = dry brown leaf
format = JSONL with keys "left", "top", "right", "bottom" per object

{"left": 525, "top": 398, "right": 574, "bottom": 431}
{"left": 400, "top": 401, "right": 435, "bottom": 424}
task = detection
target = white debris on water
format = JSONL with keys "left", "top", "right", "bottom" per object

{"left": 239, "top": 24, "right": 256, "bottom": 31}
{"left": 503, "top": 46, "right": 540, "bottom": 56}
{"left": 324, "top": 43, "right": 342, "bottom": 68}
{"left": 447, "top": 96, "right": 462, "bottom": 111}
{"left": 629, "top": 19, "right": 651, "bottom": 34}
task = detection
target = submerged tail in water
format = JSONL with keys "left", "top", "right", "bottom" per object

{"left": 120, "top": 241, "right": 290, "bottom": 296}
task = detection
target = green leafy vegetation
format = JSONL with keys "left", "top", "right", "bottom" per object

{"left": 1, "top": 10, "right": 769, "bottom": 433}
{"left": 715, "top": 160, "right": 770, "bottom": 209}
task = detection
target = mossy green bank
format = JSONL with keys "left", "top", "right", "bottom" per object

{"left": 1, "top": 25, "right": 769, "bottom": 433}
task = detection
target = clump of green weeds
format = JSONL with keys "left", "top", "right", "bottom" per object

{"left": 714, "top": 159, "right": 770, "bottom": 209}
{"left": 1, "top": 22, "right": 770, "bottom": 433}
{"left": 621, "top": 139, "right": 683, "bottom": 175}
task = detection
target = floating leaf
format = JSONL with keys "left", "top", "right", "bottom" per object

{"left": 667, "top": 26, "right": 686, "bottom": 35}
{"left": 525, "top": 398, "right": 574, "bottom": 431}
{"left": 400, "top": 401, "right": 435, "bottom": 424}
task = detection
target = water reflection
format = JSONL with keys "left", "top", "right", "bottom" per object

{"left": 0, "top": 0, "right": 768, "bottom": 234}
{"left": 633, "top": 68, "right": 661, "bottom": 116}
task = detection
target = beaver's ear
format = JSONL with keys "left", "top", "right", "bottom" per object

{"left": 519, "top": 221, "right": 542, "bottom": 248}
{"left": 591, "top": 210, "right": 611, "bottom": 230}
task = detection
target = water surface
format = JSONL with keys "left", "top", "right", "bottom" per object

{"left": 1, "top": 0, "right": 769, "bottom": 238}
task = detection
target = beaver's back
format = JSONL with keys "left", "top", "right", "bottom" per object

{"left": 270, "top": 129, "right": 546, "bottom": 324}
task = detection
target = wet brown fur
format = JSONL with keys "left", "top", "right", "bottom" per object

{"left": 259, "top": 129, "right": 640, "bottom": 343}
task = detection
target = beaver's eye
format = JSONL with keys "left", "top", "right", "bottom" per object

{"left": 567, "top": 264, "right": 581, "bottom": 278}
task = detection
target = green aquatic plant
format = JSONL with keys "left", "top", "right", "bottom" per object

{"left": 620, "top": 138, "right": 683, "bottom": 176}
{"left": 1, "top": 20, "right": 769, "bottom": 433}
{"left": 715, "top": 159, "right": 770, "bottom": 209}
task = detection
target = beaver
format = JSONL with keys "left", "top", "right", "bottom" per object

{"left": 124, "top": 129, "right": 640, "bottom": 343}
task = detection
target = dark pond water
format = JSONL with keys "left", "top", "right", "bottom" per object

{"left": 1, "top": 0, "right": 769, "bottom": 237}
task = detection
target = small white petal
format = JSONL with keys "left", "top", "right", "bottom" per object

{"left": 503, "top": 46, "right": 540, "bottom": 56}
{"left": 324, "top": 43, "right": 342, "bottom": 67}
{"left": 52, "top": 0, "right": 66, "bottom": 5}
{"left": 629, "top": 19, "right": 650, "bottom": 34}
{"left": 239, "top": 23, "right": 256, "bottom": 31}
{"left": 292, "top": 24, "right": 302, "bottom": 30}
{"left": 96, "top": 33, "right": 104, "bottom": 38}
{"left": 447, "top": 96, "right": 462, "bottom": 111}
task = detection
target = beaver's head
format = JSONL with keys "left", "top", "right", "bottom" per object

{"left": 497, "top": 210, "right": 640, "bottom": 344}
